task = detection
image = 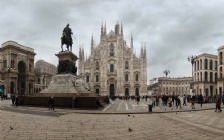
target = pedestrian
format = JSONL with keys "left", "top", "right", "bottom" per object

{"left": 136, "top": 96, "right": 140, "bottom": 105}
{"left": 72, "top": 97, "right": 76, "bottom": 108}
{"left": 198, "top": 94, "right": 203, "bottom": 108}
{"left": 183, "top": 94, "right": 187, "bottom": 106}
{"left": 15, "top": 96, "right": 19, "bottom": 107}
{"left": 168, "top": 96, "right": 172, "bottom": 107}
{"left": 51, "top": 97, "right": 55, "bottom": 110}
{"left": 191, "top": 95, "right": 196, "bottom": 109}
{"left": 215, "top": 95, "right": 222, "bottom": 112}
{"left": 222, "top": 94, "right": 224, "bottom": 105}
{"left": 48, "top": 97, "right": 51, "bottom": 109}
{"left": 152, "top": 96, "right": 156, "bottom": 107}
{"left": 179, "top": 95, "right": 183, "bottom": 109}
{"left": 172, "top": 94, "right": 175, "bottom": 105}
{"left": 11, "top": 94, "right": 15, "bottom": 105}
{"left": 176, "top": 96, "right": 181, "bottom": 109}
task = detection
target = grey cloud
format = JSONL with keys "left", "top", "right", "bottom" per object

{"left": 1, "top": 0, "right": 224, "bottom": 82}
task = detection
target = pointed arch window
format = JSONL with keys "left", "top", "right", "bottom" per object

{"left": 125, "top": 61, "right": 129, "bottom": 69}
{"left": 125, "top": 74, "right": 129, "bottom": 82}
{"left": 86, "top": 75, "right": 89, "bottom": 83}
{"left": 110, "top": 64, "right": 114, "bottom": 72}
{"left": 109, "top": 43, "right": 114, "bottom": 56}
{"left": 135, "top": 74, "right": 139, "bottom": 81}
{"left": 96, "top": 75, "right": 99, "bottom": 82}
{"left": 96, "top": 61, "right": 99, "bottom": 70}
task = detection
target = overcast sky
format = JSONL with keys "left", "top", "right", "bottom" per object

{"left": 1, "top": 0, "right": 224, "bottom": 81}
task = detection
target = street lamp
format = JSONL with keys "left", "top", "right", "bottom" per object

{"left": 163, "top": 70, "right": 170, "bottom": 95}
{"left": 8, "top": 67, "right": 11, "bottom": 97}
{"left": 188, "top": 55, "right": 197, "bottom": 94}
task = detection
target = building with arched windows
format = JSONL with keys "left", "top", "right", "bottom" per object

{"left": 149, "top": 77, "right": 192, "bottom": 96}
{"left": 193, "top": 53, "right": 218, "bottom": 96}
{"left": 217, "top": 46, "right": 224, "bottom": 95}
{"left": 78, "top": 23, "right": 147, "bottom": 96}
{"left": 34, "top": 60, "right": 57, "bottom": 94}
{"left": 0, "top": 41, "right": 36, "bottom": 97}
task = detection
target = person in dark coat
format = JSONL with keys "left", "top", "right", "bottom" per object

{"left": 48, "top": 97, "right": 51, "bottom": 109}
{"left": 215, "top": 95, "right": 222, "bottom": 112}
{"left": 198, "top": 94, "right": 203, "bottom": 107}
{"left": 50, "top": 97, "right": 55, "bottom": 110}
{"left": 11, "top": 95, "right": 15, "bottom": 105}
{"left": 15, "top": 96, "right": 19, "bottom": 107}
{"left": 191, "top": 95, "right": 196, "bottom": 109}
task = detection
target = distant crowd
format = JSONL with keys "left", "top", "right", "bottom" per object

{"left": 109, "top": 93, "right": 224, "bottom": 112}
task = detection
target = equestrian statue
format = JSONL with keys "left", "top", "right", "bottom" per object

{"left": 61, "top": 24, "right": 75, "bottom": 51}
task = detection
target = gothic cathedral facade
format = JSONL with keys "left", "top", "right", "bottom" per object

{"left": 78, "top": 23, "right": 147, "bottom": 97}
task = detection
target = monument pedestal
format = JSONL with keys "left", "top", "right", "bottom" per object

{"left": 40, "top": 51, "right": 93, "bottom": 96}
{"left": 21, "top": 51, "right": 109, "bottom": 108}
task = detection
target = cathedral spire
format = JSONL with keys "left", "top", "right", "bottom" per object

{"left": 104, "top": 22, "right": 107, "bottom": 35}
{"left": 121, "top": 21, "right": 123, "bottom": 36}
{"left": 144, "top": 42, "right": 147, "bottom": 57}
{"left": 131, "top": 31, "right": 133, "bottom": 50}
{"left": 141, "top": 42, "right": 143, "bottom": 57}
{"left": 101, "top": 22, "right": 103, "bottom": 36}
{"left": 79, "top": 46, "right": 82, "bottom": 60}
{"left": 91, "top": 33, "right": 94, "bottom": 48}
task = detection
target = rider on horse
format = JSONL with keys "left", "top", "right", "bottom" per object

{"left": 61, "top": 24, "right": 73, "bottom": 51}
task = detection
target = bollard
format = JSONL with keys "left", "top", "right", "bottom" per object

{"left": 148, "top": 104, "right": 153, "bottom": 113}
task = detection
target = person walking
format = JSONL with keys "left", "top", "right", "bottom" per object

{"left": 191, "top": 95, "right": 196, "bottom": 109}
{"left": 183, "top": 94, "right": 187, "bottom": 106}
{"left": 50, "top": 97, "right": 55, "bottom": 110}
{"left": 198, "top": 94, "right": 203, "bottom": 108}
{"left": 11, "top": 95, "right": 15, "bottom": 105}
{"left": 215, "top": 95, "right": 222, "bottom": 112}
{"left": 15, "top": 96, "right": 19, "bottom": 107}
{"left": 222, "top": 94, "right": 224, "bottom": 105}
{"left": 176, "top": 96, "right": 181, "bottom": 109}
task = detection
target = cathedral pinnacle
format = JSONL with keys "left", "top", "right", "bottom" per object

{"left": 131, "top": 31, "right": 133, "bottom": 50}
{"left": 104, "top": 22, "right": 107, "bottom": 35}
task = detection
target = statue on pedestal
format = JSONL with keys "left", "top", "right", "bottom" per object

{"left": 61, "top": 24, "right": 74, "bottom": 52}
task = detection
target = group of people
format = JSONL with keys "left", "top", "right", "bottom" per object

{"left": 11, "top": 94, "right": 20, "bottom": 107}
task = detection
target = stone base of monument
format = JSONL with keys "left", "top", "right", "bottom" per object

{"left": 20, "top": 51, "right": 109, "bottom": 109}
{"left": 20, "top": 96, "right": 109, "bottom": 109}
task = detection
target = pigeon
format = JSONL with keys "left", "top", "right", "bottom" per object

{"left": 10, "top": 126, "right": 13, "bottom": 130}
{"left": 128, "top": 128, "right": 132, "bottom": 132}
{"left": 81, "top": 122, "right": 84, "bottom": 125}
{"left": 128, "top": 115, "right": 130, "bottom": 117}
{"left": 133, "top": 115, "right": 135, "bottom": 118}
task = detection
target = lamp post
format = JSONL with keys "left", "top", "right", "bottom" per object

{"left": 8, "top": 67, "right": 11, "bottom": 97}
{"left": 163, "top": 70, "right": 170, "bottom": 95}
{"left": 188, "top": 55, "right": 197, "bottom": 95}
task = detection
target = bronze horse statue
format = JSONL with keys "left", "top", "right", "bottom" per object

{"left": 61, "top": 24, "right": 73, "bottom": 52}
{"left": 61, "top": 34, "right": 72, "bottom": 51}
